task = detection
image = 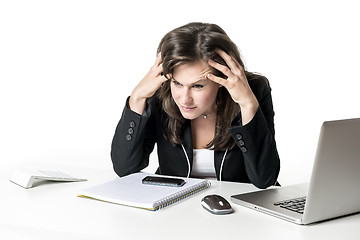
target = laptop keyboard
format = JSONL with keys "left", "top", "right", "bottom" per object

{"left": 274, "top": 197, "right": 306, "bottom": 214}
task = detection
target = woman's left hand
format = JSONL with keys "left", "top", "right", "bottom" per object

{"left": 207, "top": 49, "right": 259, "bottom": 125}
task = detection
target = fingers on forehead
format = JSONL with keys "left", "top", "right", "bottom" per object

{"left": 209, "top": 59, "right": 227, "bottom": 71}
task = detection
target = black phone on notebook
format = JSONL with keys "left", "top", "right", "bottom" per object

{"left": 142, "top": 176, "right": 186, "bottom": 187}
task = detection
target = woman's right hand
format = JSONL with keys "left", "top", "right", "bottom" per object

{"left": 129, "top": 53, "right": 168, "bottom": 115}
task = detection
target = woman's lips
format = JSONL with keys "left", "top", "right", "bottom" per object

{"left": 181, "top": 105, "right": 196, "bottom": 111}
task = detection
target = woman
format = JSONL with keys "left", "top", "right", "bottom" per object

{"left": 111, "top": 22, "right": 280, "bottom": 189}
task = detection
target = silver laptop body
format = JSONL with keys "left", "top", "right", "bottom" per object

{"left": 231, "top": 118, "right": 360, "bottom": 225}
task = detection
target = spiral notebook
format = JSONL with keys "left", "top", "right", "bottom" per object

{"left": 78, "top": 172, "right": 211, "bottom": 211}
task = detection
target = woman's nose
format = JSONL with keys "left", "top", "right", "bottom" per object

{"left": 181, "top": 88, "right": 193, "bottom": 104}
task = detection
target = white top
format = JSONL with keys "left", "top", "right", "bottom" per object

{"left": 190, "top": 148, "right": 216, "bottom": 180}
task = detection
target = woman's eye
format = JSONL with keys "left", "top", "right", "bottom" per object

{"left": 172, "top": 80, "right": 181, "bottom": 86}
{"left": 193, "top": 84, "right": 204, "bottom": 89}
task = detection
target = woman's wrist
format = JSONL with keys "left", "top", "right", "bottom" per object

{"left": 129, "top": 93, "right": 147, "bottom": 115}
{"left": 239, "top": 98, "right": 259, "bottom": 125}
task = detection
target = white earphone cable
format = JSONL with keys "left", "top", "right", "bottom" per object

{"left": 181, "top": 144, "right": 191, "bottom": 178}
{"left": 219, "top": 149, "right": 228, "bottom": 182}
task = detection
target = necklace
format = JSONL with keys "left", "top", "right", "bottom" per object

{"left": 202, "top": 105, "right": 217, "bottom": 119}
{"left": 202, "top": 113, "right": 214, "bottom": 119}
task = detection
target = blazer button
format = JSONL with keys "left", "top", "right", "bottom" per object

{"left": 126, "top": 134, "right": 132, "bottom": 141}
{"left": 240, "top": 147, "right": 247, "bottom": 153}
{"left": 235, "top": 133, "right": 242, "bottom": 140}
{"left": 238, "top": 140, "right": 245, "bottom": 146}
{"left": 128, "top": 128, "right": 134, "bottom": 135}
{"left": 129, "top": 121, "right": 136, "bottom": 128}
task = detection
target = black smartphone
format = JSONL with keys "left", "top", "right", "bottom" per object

{"left": 142, "top": 176, "right": 186, "bottom": 187}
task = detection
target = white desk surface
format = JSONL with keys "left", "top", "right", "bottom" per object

{"left": 1, "top": 163, "right": 360, "bottom": 240}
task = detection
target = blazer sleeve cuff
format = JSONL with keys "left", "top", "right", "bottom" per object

{"left": 125, "top": 96, "right": 151, "bottom": 118}
{"left": 228, "top": 107, "right": 269, "bottom": 152}
{"left": 119, "top": 96, "right": 152, "bottom": 141}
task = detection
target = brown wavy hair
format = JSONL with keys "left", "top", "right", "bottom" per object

{"left": 156, "top": 22, "right": 257, "bottom": 151}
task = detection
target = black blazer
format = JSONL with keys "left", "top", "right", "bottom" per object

{"left": 111, "top": 76, "right": 280, "bottom": 189}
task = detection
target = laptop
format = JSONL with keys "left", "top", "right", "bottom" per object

{"left": 231, "top": 118, "right": 360, "bottom": 225}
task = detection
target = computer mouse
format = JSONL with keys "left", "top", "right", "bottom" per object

{"left": 201, "top": 194, "right": 233, "bottom": 215}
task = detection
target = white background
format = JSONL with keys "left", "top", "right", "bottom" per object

{"left": 1, "top": 0, "right": 359, "bottom": 185}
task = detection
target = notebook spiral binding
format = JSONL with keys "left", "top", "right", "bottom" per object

{"left": 154, "top": 180, "right": 211, "bottom": 211}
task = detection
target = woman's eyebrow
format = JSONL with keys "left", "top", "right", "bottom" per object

{"left": 172, "top": 77, "right": 207, "bottom": 85}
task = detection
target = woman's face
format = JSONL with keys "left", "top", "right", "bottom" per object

{"left": 170, "top": 61, "right": 220, "bottom": 120}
